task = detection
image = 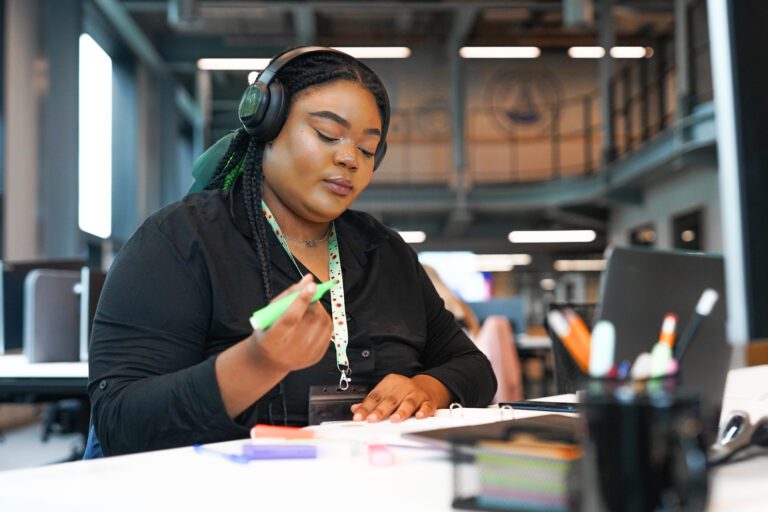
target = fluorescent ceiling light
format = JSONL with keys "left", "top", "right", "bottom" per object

{"left": 568, "top": 46, "right": 606, "bottom": 58}
{"left": 508, "top": 230, "right": 597, "bottom": 244}
{"left": 197, "top": 58, "right": 271, "bottom": 70}
{"left": 201, "top": 47, "right": 411, "bottom": 73}
{"left": 609, "top": 46, "right": 649, "bottom": 58}
{"left": 399, "top": 231, "right": 427, "bottom": 244}
{"left": 332, "top": 47, "right": 411, "bottom": 59}
{"left": 459, "top": 46, "right": 541, "bottom": 59}
{"left": 553, "top": 259, "right": 607, "bottom": 272}
{"left": 247, "top": 71, "right": 259, "bottom": 84}
{"left": 474, "top": 254, "right": 532, "bottom": 272}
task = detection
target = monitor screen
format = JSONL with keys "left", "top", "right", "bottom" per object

{"left": 710, "top": 0, "right": 768, "bottom": 342}
{"left": 79, "top": 266, "right": 107, "bottom": 361}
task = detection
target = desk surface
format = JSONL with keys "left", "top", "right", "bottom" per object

{"left": 0, "top": 355, "right": 88, "bottom": 400}
{"left": 0, "top": 366, "right": 766, "bottom": 512}
{"left": 515, "top": 334, "right": 551, "bottom": 350}
{"left": 0, "top": 355, "right": 88, "bottom": 378}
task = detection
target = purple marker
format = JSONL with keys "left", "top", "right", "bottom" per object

{"left": 241, "top": 444, "right": 318, "bottom": 460}
{"left": 194, "top": 443, "right": 318, "bottom": 463}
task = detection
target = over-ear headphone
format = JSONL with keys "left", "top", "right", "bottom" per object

{"left": 238, "top": 46, "right": 389, "bottom": 171}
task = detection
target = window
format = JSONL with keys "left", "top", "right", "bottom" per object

{"left": 417, "top": 251, "right": 493, "bottom": 302}
{"left": 78, "top": 34, "right": 112, "bottom": 239}
{"left": 672, "top": 208, "right": 704, "bottom": 251}
{"left": 629, "top": 223, "right": 656, "bottom": 247}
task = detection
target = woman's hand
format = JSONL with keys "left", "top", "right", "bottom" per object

{"left": 350, "top": 374, "right": 452, "bottom": 423}
{"left": 247, "top": 274, "right": 333, "bottom": 373}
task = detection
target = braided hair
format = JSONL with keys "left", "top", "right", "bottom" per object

{"left": 204, "top": 50, "right": 388, "bottom": 303}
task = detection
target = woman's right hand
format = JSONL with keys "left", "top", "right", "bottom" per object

{"left": 247, "top": 274, "right": 333, "bottom": 373}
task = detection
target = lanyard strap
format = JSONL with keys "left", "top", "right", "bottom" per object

{"left": 261, "top": 201, "right": 351, "bottom": 389}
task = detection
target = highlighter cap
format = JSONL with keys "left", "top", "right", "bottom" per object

{"left": 249, "top": 279, "right": 337, "bottom": 331}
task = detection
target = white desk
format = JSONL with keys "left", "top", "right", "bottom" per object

{"left": 0, "top": 366, "right": 765, "bottom": 512}
{"left": 516, "top": 334, "right": 552, "bottom": 350}
{"left": 0, "top": 355, "right": 88, "bottom": 400}
{"left": 0, "top": 355, "right": 88, "bottom": 379}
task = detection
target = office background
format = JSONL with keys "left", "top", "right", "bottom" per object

{"left": 1, "top": 0, "right": 725, "bottom": 318}
{"left": 1, "top": 0, "right": 766, "bottom": 471}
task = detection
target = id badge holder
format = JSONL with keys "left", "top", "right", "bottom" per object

{"left": 308, "top": 384, "right": 369, "bottom": 426}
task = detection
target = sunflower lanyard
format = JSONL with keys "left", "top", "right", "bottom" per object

{"left": 261, "top": 201, "right": 352, "bottom": 390}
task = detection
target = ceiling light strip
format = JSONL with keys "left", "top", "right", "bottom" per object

{"left": 460, "top": 46, "right": 541, "bottom": 59}
{"left": 508, "top": 230, "right": 597, "bottom": 244}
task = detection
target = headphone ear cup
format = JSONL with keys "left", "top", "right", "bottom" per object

{"left": 373, "top": 141, "right": 387, "bottom": 171}
{"left": 248, "top": 79, "right": 288, "bottom": 142}
{"left": 238, "top": 82, "right": 269, "bottom": 135}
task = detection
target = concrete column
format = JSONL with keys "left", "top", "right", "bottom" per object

{"left": 111, "top": 57, "right": 139, "bottom": 244}
{"left": 136, "top": 63, "right": 162, "bottom": 221}
{"left": 39, "top": 0, "right": 81, "bottom": 258}
{"left": 4, "top": 0, "right": 40, "bottom": 260}
{"left": 675, "top": 0, "right": 692, "bottom": 119}
{"left": 598, "top": 0, "right": 616, "bottom": 164}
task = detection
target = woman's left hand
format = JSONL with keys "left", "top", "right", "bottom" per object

{"left": 350, "top": 374, "right": 452, "bottom": 423}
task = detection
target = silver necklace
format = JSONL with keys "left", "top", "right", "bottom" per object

{"left": 282, "top": 226, "right": 331, "bottom": 248}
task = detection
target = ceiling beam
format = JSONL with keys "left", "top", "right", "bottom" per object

{"left": 188, "top": 1, "right": 560, "bottom": 12}
{"left": 92, "top": 0, "right": 165, "bottom": 72}
{"left": 444, "top": 6, "right": 480, "bottom": 237}
{"left": 292, "top": 5, "right": 317, "bottom": 46}
{"left": 93, "top": 0, "right": 203, "bottom": 127}
{"left": 167, "top": 0, "right": 198, "bottom": 26}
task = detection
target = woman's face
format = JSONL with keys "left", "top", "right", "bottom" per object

{"left": 262, "top": 80, "right": 382, "bottom": 224}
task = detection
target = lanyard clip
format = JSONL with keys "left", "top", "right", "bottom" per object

{"left": 338, "top": 367, "right": 351, "bottom": 391}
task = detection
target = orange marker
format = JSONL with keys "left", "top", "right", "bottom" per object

{"left": 650, "top": 313, "right": 677, "bottom": 378}
{"left": 657, "top": 313, "right": 678, "bottom": 348}
{"left": 250, "top": 424, "right": 316, "bottom": 440}
{"left": 563, "top": 309, "right": 592, "bottom": 354}
{"left": 547, "top": 309, "right": 590, "bottom": 373}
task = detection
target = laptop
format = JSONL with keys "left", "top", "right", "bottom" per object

{"left": 596, "top": 247, "right": 731, "bottom": 446}
{"left": 409, "top": 248, "right": 731, "bottom": 449}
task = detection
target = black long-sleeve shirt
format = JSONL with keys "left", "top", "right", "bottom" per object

{"left": 88, "top": 185, "right": 497, "bottom": 456}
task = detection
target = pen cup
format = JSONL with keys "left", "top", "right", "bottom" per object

{"left": 579, "top": 377, "right": 709, "bottom": 512}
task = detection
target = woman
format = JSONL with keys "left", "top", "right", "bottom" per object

{"left": 87, "top": 47, "right": 496, "bottom": 456}
{"left": 423, "top": 264, "right": 481, "bottom": 339}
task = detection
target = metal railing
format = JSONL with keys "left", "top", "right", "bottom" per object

{"left": 375, "top": 26, "right": 712, "bottom": 186}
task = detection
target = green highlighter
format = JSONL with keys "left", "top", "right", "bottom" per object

{"left": 249, "top": 279, "right": 337, "bottom": 331}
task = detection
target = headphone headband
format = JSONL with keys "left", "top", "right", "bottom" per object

{"left": 256, "top": 46, "right": 346, "bottom": 88}
{"left": 238, "top": 46, "right": 390, "bottom": 171}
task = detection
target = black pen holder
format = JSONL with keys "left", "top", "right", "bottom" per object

{"left": 579, "top": 377, "right": 709, "bottom": 512}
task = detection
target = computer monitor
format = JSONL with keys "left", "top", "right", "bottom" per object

{"left": 0, "top": 259, "right": 87, "bottom": 354}
{"left": 79, "top": 266, "right": 107, "bottom": 361}
{"left": 709, "top": 0, "right": 768, "bottom": 343}
{"left": 596, "top": 248, "right": 731, "bottom": 446}
{"left": 23, "top": 269, "right": 82, "bottom": 363}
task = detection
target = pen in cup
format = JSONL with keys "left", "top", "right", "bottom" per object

{"left": 630, "top": 352, "right": 652, "bottom": 381}
{"left": 616, "top": 360, "right": 632, "bottom": 381}
{"left": 547, "top": 308, "right": 591, "bottom": 373}
{"left": 250, "top": 279, "right": 337, "bottom": 331}
{"left": 650, "top": 313, "right": 677, "bottom": 378}
{"left": 589, "top": 320, "right": 615, "bottom": 378}
{"left": 675, "top": 289, "right": 719, "bottom": 363}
